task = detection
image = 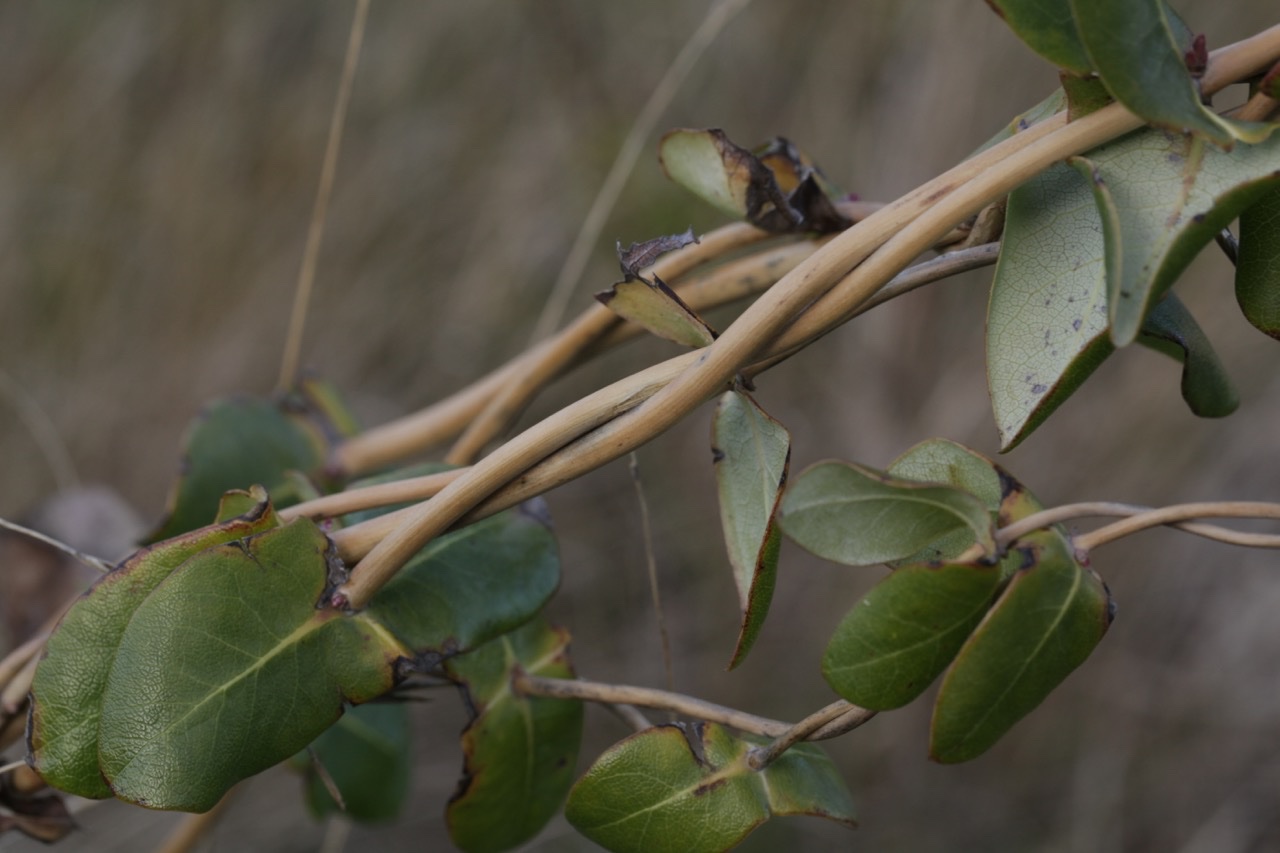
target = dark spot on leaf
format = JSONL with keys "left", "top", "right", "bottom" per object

{"left": 692, "top": 778, "right": 729, "bottom": 797}
{"left": 711, "top": 447, "right": 726, "bottom": 464}
{"left": 1072, "top": 318, "right": 1082, "bottom": 331}
{"left": 1031, "top": 384, "right": 1047, "bottom": 394}
{"left": 1192, "top": 212, "right": 1206, "bottom": 224}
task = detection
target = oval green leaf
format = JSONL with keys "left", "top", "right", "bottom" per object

{"left": 364, "top": 501, "right": 560, "bottom": 656}
{"left": 987, "top": 160, "right": 1115, "bottom": 450}
{"left": 886, "top": 439, "right": 1003, "bottom": 563}
{"left": 28, "top": 488, "right": 280, "bottom": 800}
{"left": 985, "top": 0, "right": 1092, "bottom": 75}
{"left": 97, "top": 518, "right": 407, "bottom": 811}
{"left": 1136, "top": 293, "right": 1239, "bottom": 417}
{"left": 1084, "top": 130, "right": 1280, "bottom": 345}
{"left": 565, "top": 722, "right": 854, "bottom": 853}
{"left": 823, "top": 558, "right": 1006, "bottom": 711}
{"left": 445, "top": 619, "right": 583, "bottom": 853}
{"left": 930, "top": 528, "right": 1112, "bottom": 764}
{"left": 779, "top": 461, "right": 996, "bottom": 566}
{"left": 1069, "top": 0, "right": 1270, "bottom": 146}
{"left": 1236, "top": 187, "right": 1280, "bottom": 339}
{"left": 297, "top": 701, "right": 411, "bottom": 823}
{"left": 712, "top": 390, "right": 790, "bottom": 668}
{"left": 147, "top": 382, "right": 354, "bottom": 542}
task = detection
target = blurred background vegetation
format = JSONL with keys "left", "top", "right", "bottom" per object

{"left": 2, "top": 1, "right": 1279, "bottom": 850}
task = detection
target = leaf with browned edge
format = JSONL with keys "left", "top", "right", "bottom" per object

{"left": 712, "top": 390, "right": 790, "bottom": 668}
{"left": 566, "top": 722, "right": 854, "bottom": 853}
{"left": 930, "top": 528, "right": 1112, "bottom": 763}
{"left": 445, "top": 619, "right": 583, "bottom": 853}
{"left": 28, "top": 488, "right": 280, "bottom": 800}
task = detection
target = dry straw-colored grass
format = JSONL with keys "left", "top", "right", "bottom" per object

{"left": 1, "top": 2, "right": 1278, "bottom": 850}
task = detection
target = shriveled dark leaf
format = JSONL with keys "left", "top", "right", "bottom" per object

{"left": 617, "top": 228, "right": 698, "bottom": 281}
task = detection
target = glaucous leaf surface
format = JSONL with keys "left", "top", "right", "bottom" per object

{"left": 1069, "top": 0, "right": 1270, "bottom": 146}
{"left": 566, "top": 723, "right": 854, "bottom": 853}
{"left": 779, "top": 461, "right": 996, "bottom": 566}
{"left": 445, "top": 619, "right": 583, "bottom": 853}
{"left": 712, "top": 390, "right": 790, "bottom": 668}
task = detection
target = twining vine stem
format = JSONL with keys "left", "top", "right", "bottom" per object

{"left": 513, "top": 672, "right": 874, "bottom": 743}
{"left": 996, "top": 501, "right": 1280, "bottom": 552}
{"left": 331, "top": 22, "right": 1280, "bottom": 611}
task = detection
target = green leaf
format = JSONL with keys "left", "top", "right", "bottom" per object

{"left": 988, "top": 159, "right": 1116, "bottom": 450}
{"left": 597, "top": 276, "right": 718, "bottom": 348}
{"left": 96, "top": 518, "right": 407, "bottom": 811}
{"left": 930, "top": 528, "right": 1113, "bottom": 763}
{"left": 1137, "top": 293, "right": 1239, "bottom": 417}
{"left": 445, "top": 620, "right": 583, "bottom": 853}
{"left": 822, "top": 559, "right": 1006, "bottom": 711}
{"left": 565, "top": 723, "right": 854, "bottom": 853}
{"left": 779, "top": 461, "right": 996, "bottom": 567}
{"left": 298, "top": 702, "right": 411, "bottom": 823}
{"left": 886, "top": 439, "right": 1004, "bottom": 563}
{"left": 364, "top": 502, "right": 560, "bottom": 656}
{"left": 985, "top": 0, "right": 1093, "bottom": 75}
{"left": 28, "top": 488, "right": 281, "bottom": 800}
{"left": 712, "top": 390, "right": 790, "bottom": 668}
{"left": 1069, "top": 0, "right": 1272, "bottom": 146}
{"left": 1083, "top": 130, "right": 1280, "bottom": 345}
{"left": 147, "top": 381, "right": 356, "bottom": 542}
{"left": 1236, "top": 187, "right": 1280, "bottom": 339}
{"left": 988, "top": 130, "right": 1280, "bottom": 448}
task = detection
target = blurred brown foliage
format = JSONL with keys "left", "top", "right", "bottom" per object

{"left": 1, "top": 1, "right": 1279, "bottom": 850}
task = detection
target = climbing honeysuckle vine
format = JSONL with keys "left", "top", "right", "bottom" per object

{"left": 4, "top": 6, "right": 1280, "bottom": 853}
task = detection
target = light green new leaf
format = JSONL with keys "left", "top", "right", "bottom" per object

{"left": 1069, "top": 0, "right": 1271, "bottom": 146}
{"left": 445, "top": 619, "right": 583, "bottom": 853}
{"left": 988, "top": 131, "right": 1268, "bottom": 448}
{"left": 823, "top": 559, "right": 1006, "bottom": 711}
{"left": 1236, "top": 188, "right": 1280, "bottom": 339}
{"left": 1083, "top": 130, "right": 1280, "bottom": 345}
{"left": 298, "top": 702, "right": 411, "bottom": 823}
{"left": 97, "top": 518, "right": 407, "bottom": 811}
{"left": 779, "top": 461, "right": 996, "bottom": 566}
{"left": 712, "top": 390, "right": 791, "bottom": 668}
{"left": 597, "top": 277, "right": 717, "bottom": 348}
{"left": 985, "top": 0, "right": 1092, "bottom": 75}
{"left": 1138, "top": 293, "right": 1239, "bottom": 417}
{"left": 28, "top": 488, "right": 280, "bottom": 800}
{"left": 565, "top": 723, "right": 854, "bottom": 853}
{"left": 930, "top": 528, "right": 1112, "bottom": 764}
